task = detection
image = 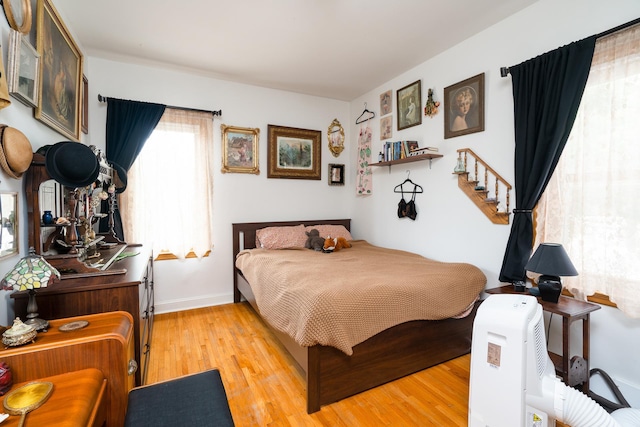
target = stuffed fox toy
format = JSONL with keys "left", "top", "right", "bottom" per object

{"left": 323, "top": 236, "right": 351, "bottom": 252}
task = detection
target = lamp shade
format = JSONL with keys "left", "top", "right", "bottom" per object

{"left": 525, "top": 243, "right": 578, "bottom": 277}
{"left": 1, "top": 248, "right": 60, "bottom": 291}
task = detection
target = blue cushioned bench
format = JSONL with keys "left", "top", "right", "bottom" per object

{"left": 124, "top": 369, "right": 235, "bottom": 426}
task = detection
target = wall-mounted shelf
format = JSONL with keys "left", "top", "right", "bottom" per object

{"left": 371, "top": 152, "right": 443, "bottom": 171}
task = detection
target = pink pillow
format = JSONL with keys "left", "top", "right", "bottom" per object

{"left": 305, "top": 224, "right": 353, "bottom": 241}
{"left": 256, "top": 224, "right": 307, "bottom": 249}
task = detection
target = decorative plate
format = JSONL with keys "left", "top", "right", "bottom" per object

{"left": 58, "top": 320, "right": 89, "bottom": 332}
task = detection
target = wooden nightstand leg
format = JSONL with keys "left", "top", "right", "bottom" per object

{"left": 562, "top": 316, "right": 570, "bottom": 386}
{"left": 582, "top": 315, "right": 591, "bottom": 393}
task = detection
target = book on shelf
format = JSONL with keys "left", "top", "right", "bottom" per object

{"left": 380, "top": 141, "right": 439, "bottom": 162}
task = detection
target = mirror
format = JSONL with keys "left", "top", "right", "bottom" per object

{"left": 38, "top": 179, "right": 63, "bottom": 219}
{"left": 2, "top": 0, "right": 32, "bottom": 34}
{"left": 328, "top": 118, "right": 345, "bottom": 158}
{"left": 0, "top": 192, "right": 18, "bottom": 259}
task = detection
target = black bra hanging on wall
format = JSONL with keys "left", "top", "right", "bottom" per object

{"left": 394, "top": 172, "right": 422, "bottom": 220}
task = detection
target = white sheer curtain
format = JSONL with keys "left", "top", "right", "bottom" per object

{"left": 535, "top": 24, "right": 640, "bottom": 317}
{"left": 121, "top": 108, "right": 214, "bottom": 258}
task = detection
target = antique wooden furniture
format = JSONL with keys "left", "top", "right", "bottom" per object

{"left": 19, "top": 152, "right": 154, "bottom": 385}
{"left": 0, "top": 311, "right": 135, "bottom": 426}
{"left": 11, "top": 247, "right": 154, "bottom": 385}
{"left": 232, "top": 219, "right": 481, "bottom": 413}
{"left": 0, "top": 369, "right": 107, "bottom": 427}
{"left": 486, "top": 285, "right": 601, "bottom": 392}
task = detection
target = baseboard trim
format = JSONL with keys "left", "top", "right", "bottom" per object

{"left": 154, "top": 293, "right": 234, "bottom": 315}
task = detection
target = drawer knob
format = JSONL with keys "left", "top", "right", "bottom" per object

{"left": 128, "top": 359, "right": 138, "bottom": 376}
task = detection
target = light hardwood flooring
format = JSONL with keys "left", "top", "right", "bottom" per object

{"left": 146, "top": 302, "right": 473, "bottom": 426}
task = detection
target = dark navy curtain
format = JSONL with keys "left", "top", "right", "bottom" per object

{"left": 99, "top": 98, "right": 166, "bottom": 240}
{"left": 499, "top": 36, "right": 596, "bottom": 283}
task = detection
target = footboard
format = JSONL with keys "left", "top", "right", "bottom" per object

{"left": 306, "top": 301, "right": 480, "bottom": 413}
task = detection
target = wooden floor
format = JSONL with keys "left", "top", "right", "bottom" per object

{"left": 146, "top": 302, "right": 473, "bottom": 426}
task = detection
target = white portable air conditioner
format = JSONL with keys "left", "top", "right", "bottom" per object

{"left": 468, "top": 294, "right": 639, "bottom": 427}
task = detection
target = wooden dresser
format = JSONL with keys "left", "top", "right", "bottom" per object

{"left": 10, "top": 246, "right": 154, "bottom": 386}
{"left": 0, "top": 312, "right": 135, "bottom": 427}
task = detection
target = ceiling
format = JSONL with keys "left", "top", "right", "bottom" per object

{"left": 53, "top": 0, "right": 537, "bottom": 101}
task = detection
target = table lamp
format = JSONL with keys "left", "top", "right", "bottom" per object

{"left": 1, "top": 248, "right": 60, "bottom": 331}
{"left": 525, "top": 243, "right": 578, "bottom": 303}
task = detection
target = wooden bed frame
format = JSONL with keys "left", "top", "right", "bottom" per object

{"left": 232, "top": 219, "right": 481, "bottom": 413}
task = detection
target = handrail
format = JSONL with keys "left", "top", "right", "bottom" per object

{"left": 457, "top": 148, "right": 512, "bottom": 190}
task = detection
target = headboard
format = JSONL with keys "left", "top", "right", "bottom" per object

{"left": 232, "top": 219, "right": 351, "bottom": 301}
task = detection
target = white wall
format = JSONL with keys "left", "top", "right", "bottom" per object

{"left": 348, "top": 0, "right": 640, "bottom": 405}
{"left": 85, "top": 57, "right": 351, "bottom": 313}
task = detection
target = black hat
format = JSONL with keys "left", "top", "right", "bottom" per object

{"left": 45, "top": 141, "right": 99, "bottom": 188}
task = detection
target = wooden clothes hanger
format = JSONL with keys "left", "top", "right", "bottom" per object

{"left": 355, "top": 103, "right": 376, "bottom": 124}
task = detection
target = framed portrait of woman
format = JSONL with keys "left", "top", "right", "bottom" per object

{"left": 396, "top": 80, "right": 422, "bottom": 131}
{"left": 35, "top": 0, "right": 83, "bottom": 142}
{"left": 444, "top": 73, "right": 485, "bottom": 139}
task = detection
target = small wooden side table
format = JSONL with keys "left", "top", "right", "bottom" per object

{"left": 486, "top": 285, "right": 601, "bottom": 392}
{"left": 0, "top": 368, "right": 107, "bottom": 427}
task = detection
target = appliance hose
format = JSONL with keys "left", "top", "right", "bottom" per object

{"left": 558, "top": 381, "right": 620, "bottom": 427}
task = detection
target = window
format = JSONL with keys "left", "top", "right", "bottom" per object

{"left": 121, "top": 108, "right": 214, "bottom": 259}
{"left": 535, "top": 24, "right": 640, "bottom": 317}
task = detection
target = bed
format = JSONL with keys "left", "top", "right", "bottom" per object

{"left": 232, "top": 219, "right": 486, "bottom": 413}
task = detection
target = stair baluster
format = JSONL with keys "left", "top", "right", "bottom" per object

{"left": 453, "top": 148, "right": 512, "bottom": 225}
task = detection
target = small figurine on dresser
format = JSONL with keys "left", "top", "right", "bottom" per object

{"left": 2, "top": 318, "right": 36, "bottom": 347}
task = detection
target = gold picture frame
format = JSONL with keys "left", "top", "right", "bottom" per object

{"left": 267, "top": 124, "right": 321, "bottom": 180}
{"left": 327, "top": 118, "right": 344, "bottom": 158}
{"left": 35, "top": 0, "right": 83, "bottom": 141}
{"left": 221, "top": 124, "right": 259, "bottom": 174}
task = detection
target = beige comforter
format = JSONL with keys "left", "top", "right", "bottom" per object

{"left": 235, "top": 240, "right": 486, "bottom": 355}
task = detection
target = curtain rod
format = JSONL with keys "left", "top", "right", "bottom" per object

{"left": 500, "top": 17, "right": 640, "bottom": 77}
{"left": 97, "top": 94, "right": 222, "bottom": 116}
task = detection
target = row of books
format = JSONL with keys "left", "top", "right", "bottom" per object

{"left": 379, "top": 141, "right": 439, "bottom": 162}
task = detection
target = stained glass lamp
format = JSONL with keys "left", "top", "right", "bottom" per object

{"left": 1, "top": 248, "right": 60, "bottom": 331}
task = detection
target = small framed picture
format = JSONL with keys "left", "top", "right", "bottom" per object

{"left": 7, "top": 29, "right": 40, "bottom": 107}
{"left": 444, "top": 73, "right": 485, "bottom": 139}
{"left": 380, "top": 115, "right": 392, "bottom": 140}
{"left": 221, "top": 124, "right": 260, "bottom": 174}
{"left": 328, "top": 164, "right": 345, "bottom": 186}
{"left": 397, "top": 80, "right": 422, "bottom": 130}
{"left": 380, "top": 90, "right": 392, "bottom": 116}
{"left": 267, "top": 124, "right": 321, "bottom": 180}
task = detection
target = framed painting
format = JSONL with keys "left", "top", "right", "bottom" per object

{"left": 35, "top": 0, "right": 83, "bottom": 141}
{"left": 380, "top": 115, "right": 392, "bottom": 140}
{"left": 444, "top": 73, "right": 485, "bottom": 139}
{"left": 267, "top": 124, "right": 321, "bottom": 180}
{"left": 397, "top": 80, "right": 422, "bottom": 130}
{"left": 7, "top": 29, "right": 40, "bottom": 107}
{"left": 328, "top": 164, "right": 345, "bottom": 186}
{"left": 380, "top": 90, "right": 392, "bottom": 116}
{"left": 221, "top": 124, "right": 260, "bottom": 174}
